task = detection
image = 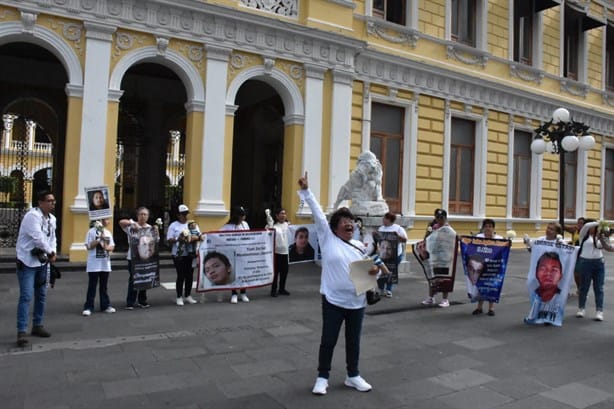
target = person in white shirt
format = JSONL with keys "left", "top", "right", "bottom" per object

{"left": 266, "top": 208, "right": 291, "bottom": 297}
{"left": 220, "top": 206, "right": 250, "bottom": 303}
{"left": 299, "top": 172, "right": 378, "bottom": 396}
{"left": 167, "top": 204, "right": 200, "bottom": 306}
{"left": 15, "top": 191, "right": 57, "bottom": 347}
{"left": 377, "top": 212, "right": 408, "bottom": 297}
{"left": 575, "top": 219, "right": 614, "bottom": 321}
{"left": 82, "top": 218, "right": 116, "bottom": 316}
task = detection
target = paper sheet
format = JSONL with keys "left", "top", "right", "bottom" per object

{"left": 349, "top": 259, "right": 377, "bottom": 295}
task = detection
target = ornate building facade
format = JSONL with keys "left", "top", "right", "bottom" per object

{"left": 0, "top": 0, "right": 612, "bottom": 260}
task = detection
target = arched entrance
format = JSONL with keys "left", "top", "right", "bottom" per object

{"left": 114, "top": 62, "right": 187, "bottom": 249}
{"left": 0, "top": 42, "right": 66, "bottom": 247}
{"left": 232, "top": 80, "right": 285, "bottom": 228}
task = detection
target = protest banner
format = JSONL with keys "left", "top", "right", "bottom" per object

{"left": 197, "top": 229, "right": 275, "bottom": 291}
{"left": 376, "top": 231, "right": 399, "bottom": 284}
{"left": 459, "top": 236, "right": 512, "bottom": 303}
{"left": 84, "top": 186, "right": 112, "bottom": 220}
{"left": 524, "top": 240, "right": 577, "bottom": 326}
{"left": 128, "top": 225, "right": 160, "bottom": 290}
{"left": 288, "top": 224, "right": 320, "bottom": 263}
{"left": 412, "top": 225, "right": 458, "bottom": 293}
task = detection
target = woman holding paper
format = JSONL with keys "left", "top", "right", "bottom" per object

{"left": 298, "top": 172, "right": 378, "bottom": 396}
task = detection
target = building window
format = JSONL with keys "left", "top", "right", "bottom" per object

{"left": 513, "top": 130, "right": 532, "bottom": 218}
{"left": 451, "top": 0, "right": 476, "bottom": 47}
{"left": 449, "top": 118, "right": 475, "bottom": 215}
{"left": 564, "top": 151, "right": 577, "bottom": 219}
{"left": 607, "top": 25, "right": 614, "bottom": 91}
{"left": 564, "top": 6, "right": 582, "bottom": 81}
{"left": 373, "top": 0, "right": 406, "bottom": 25}
{"left": 370, "top": 103, "right": 404, "bottom": 214}
{"left": 605, "top": 148, "right": 614, "bottom": 219}
{"left": 513, "top": 1, "right": 534, "bottom": 65}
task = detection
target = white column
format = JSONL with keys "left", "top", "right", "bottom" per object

{"left": 71, "top": 22, "right": 115, "bottom": 210}
{"left": 327, "top": 70, "right": 354, "bottom": 212}
{"left": 170, "top": 130, "right": 181, "bottom": 163}
{"left": 26, "top": 120, "right": 36, "bottom": 151}
{"left": 2, "top": 114, "right": 17, "bottom": 149}
{"left": 300, "top": 64, "right": 326, "bottom": 212}
{"left": 196, "top": 44, "right": 232, "bottom": 215}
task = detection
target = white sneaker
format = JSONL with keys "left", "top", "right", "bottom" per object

{"left": 176, "top": 297, "right": 184, "bottom": 306}
{"left": 576, "top": 309, "right": 585, "bottom": 318}
{"left": 421, "top": 297, "right": 435, "bottom": 305}
{"left": 104, "top": 306, "right": 116, "bottom": 313}
{"left": 385, "top": 290, "right": 392, "bottom": 298}
{"left": 240, "top": 294, "right": 250, "bottom": 302}
{"left": 184, "top": 296, "right": 198, "bottom": 304}
{"left": 595, "top": 311, "right": 604, "bottom": 321}
{"left": 82, "top": 309, "right": 91, "bottom": 317}
{"left": 230, "top": 294, "right": 238, "bottom": 304}
{"left": 438, "top": 299, "right": 450, "bottom": 308}
{"left": 344, "top": 375, "right": 372, "bottom": 392}
{"left": 312, "top": 377, "right": 328, "bottom": 395}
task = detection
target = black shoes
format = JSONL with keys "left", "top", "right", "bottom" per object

{"left": 31, "top": 325, "right": 51, "bottom": 337}
{"left": 278, "top": 289, "right": 291, "bottom": 296}
{"left": 472, "top": 308, "right": 483, "bottom": 315}
{"left": 16, "top": 332, "right": 28, "bottom": 347}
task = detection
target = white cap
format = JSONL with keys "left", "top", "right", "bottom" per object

{"left": 178, "top": 204, "right": 189, "bottom": 213}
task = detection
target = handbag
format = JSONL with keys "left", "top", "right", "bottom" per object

{"left": 366, "top": 289, "right": 381, "bottom": 305}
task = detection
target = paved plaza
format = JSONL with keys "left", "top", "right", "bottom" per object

{"left": 1, "top": 251, "right": 614, "bottom": 409}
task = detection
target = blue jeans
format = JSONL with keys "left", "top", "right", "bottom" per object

{"left": 16, "top": 263, "right": 48, "bottom": 333}
{"left": 84, "top": 271, "right": 110, "bottom": 311}
{"left": 317, "top": 295, "right": 365, "bottom": 379}
{"left": 578, "top": 258, "right": 605, "bottom": 311}
{"left": 126, "top": 261, "right": 147, "bottom": 306}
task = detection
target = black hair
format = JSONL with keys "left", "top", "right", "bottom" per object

{"left": 383, "top": 212, "right": 396, "bottom": 223}
{"left": 37, "top": 190, "right": 54, "bottom": 203}
{"left": 329, "top": 207, "right": 355, "bottom": 232}
{"left": 294, "top": 226, "right": 309, "bottom": 238}
{"left": 203, "top": 251, "right": 231, "bottom": 267}
{"left": 434, "top": 208, "right": 447, "bottom": 219}
{"left": 228, "top": 206, "right": 246, "bottom": 225}
{"left": 481, "top": 218, "right": 495, "bottom": 229}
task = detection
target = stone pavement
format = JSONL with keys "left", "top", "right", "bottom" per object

{"left": 1, "top": 251, "right": 614, "bottom": 409}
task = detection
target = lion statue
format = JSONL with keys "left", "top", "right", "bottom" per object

{"left": 333, "top": 151, "right": 389, "bottom": 216}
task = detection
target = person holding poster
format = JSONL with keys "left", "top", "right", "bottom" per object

{"left": 119, "top": 207, "right": 159, "bottom": 309}
{"left": 575, "top": 219, "right": 614, "bottom": 321}
{"left": 265, "top": 208, "right": 291, "bottom": 297}
{"left": 472, "top": 219, "right": 504, "bottom": 316}
{"left": 220, "top": 206, "right": 250, "bottom": 304}
{"left": 82, "top": 218, "right": 116, "bottom": 316}
{"left": 524, "top": 241, "right": 576, "bottom": 327}
{"left": 298, "top": 172, "right": 377, "bottom": 396}
{"left": 167, "top": 204, "right": 200, "bottom": 306}
{"left": 377, "top": 212, "right": 407, "bottom": 298}
{"left": 419, "top": 209, "right": 457, "bottom": 308}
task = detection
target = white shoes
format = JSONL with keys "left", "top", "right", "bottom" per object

{"left": 240, "top": 294, "right": 250, "bottom": 303}
{"left": 312, "top": 377, "right": 328, "bottom": 395}
{"left": 344, "top": 375, "right": 372, "bottom": 392}
{"left": 176, "top": 297, "right": 184, "bottom": 306}
{"left": 421, "top": 297, "right": 435, "bottom": 305}
{"left": 104, "top": 306, "right": 116, "bottom": 313}
{"left": 184, "top": 296, "right": 198, "bottom": 304}
{"left": 595, "top": 311, "right": 604, "bottom": 321}
{"left": 438, "top": 299, "right": 450, "bottom": 308}
{"left": 82, "top": 309, "right": 91, "bottom": 317}
{"left": 230, "top": 294, "right": 238, "bottom": 304}
{"left": 576, "top": 309, "right": 585, "bottom": 318}
{"left": 385, "top": 290, "right": 392, "bottom": 298}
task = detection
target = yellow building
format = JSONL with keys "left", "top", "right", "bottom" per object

{"left": 0, "top": 0, "right": 612, "bottom": 260}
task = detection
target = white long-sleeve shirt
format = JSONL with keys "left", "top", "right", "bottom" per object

{"left": 16, "top": 207, "right": 57, "bottom": 267}
{"left": 299, "top": 188, "right": 366, "bottom": 309}
{"left": 578, "top": 221, "right": 613, "bottom": 259}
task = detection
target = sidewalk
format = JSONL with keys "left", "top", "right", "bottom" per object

{"left": 1, "top": 252, "right": 613, "bottom": 409}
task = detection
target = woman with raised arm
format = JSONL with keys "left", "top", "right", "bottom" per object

{"left": 298, "top": 172, "right": 378, "bottom": 396}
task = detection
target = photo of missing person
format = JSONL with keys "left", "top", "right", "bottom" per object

{"left": 85, "top": 186, "right": 112, "bottom": 220}
{"left": 289, "top": 226, "right": 315, "bottom": 262}
{"left": 88, "top": 189, "right": 110, "bottom": 211}
{"left": 203, "top": 251, "right": 235, "bottom": 286}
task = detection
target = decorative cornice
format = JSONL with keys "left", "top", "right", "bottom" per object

{"left": 205, "top": 43, "right": 232, "bottom": 62}
{"left": 226, "top": 104, "right": 239, "bottom": 116}
{"left": 185, "top": 100, "right": 205, "bottom": 113}
{"left": 107, "top": 88, "right": 124, "bottom": 102}
{"left": 283, "top": 113, "right": 304, "bottom": 125}
{"left": 446, "top": 42, "right": 489, "bottom": 68}
{"left": 65, "top": 83, "right": 84, "bottom": 98}
{"left": 83, "top": 21, "right": 116, "bottom": 41}
{"left": 304, "top": 63, "right": 327, "bottom": 79}
{"left": 354, "top": 50, "right": 614, "bottom": 136}
{"left": 326, "top": 0, "right": 356, "bottom": 9}
{"left": 365, "top": 18, "right": 419, "bottom": 48}
{"left": 332, "top": 69, "right": 354, "bottom": 85}
{"left": 510, "top": 63, "right": 544, "bottom": 85}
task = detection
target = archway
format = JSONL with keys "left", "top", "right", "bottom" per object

{"left": 232, "top": 80, "right": 285, "bottom": 228}
{"left": 115, "top": 62, "right": 187, "bottom": 249}
{"left": 0, "top": 41, "right": 66, "bottom": 247}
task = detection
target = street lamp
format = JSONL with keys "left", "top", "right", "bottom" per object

{"left": 530, "top": 107, "right": 595, "bottom": 236}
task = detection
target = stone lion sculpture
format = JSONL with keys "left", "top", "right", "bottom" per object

{"left": 333, "top": 151, "right": 389, "bottom": 216}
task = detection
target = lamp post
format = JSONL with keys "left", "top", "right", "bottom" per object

{"left": 530, "top": 108, "right": 595, "bottom": 236}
